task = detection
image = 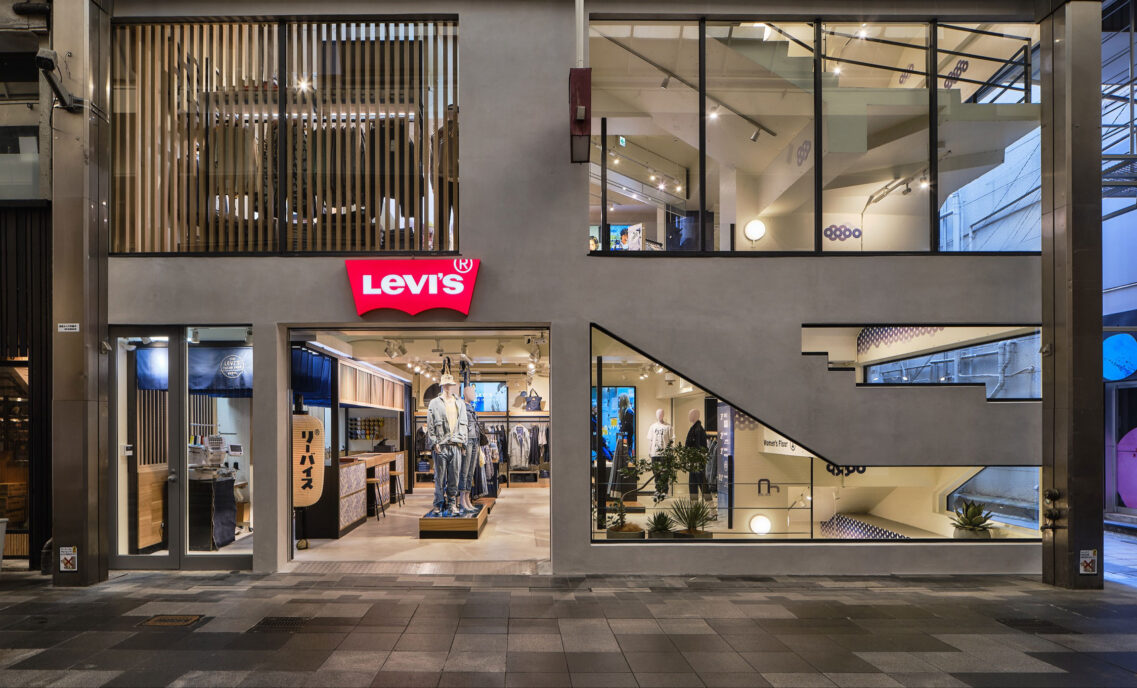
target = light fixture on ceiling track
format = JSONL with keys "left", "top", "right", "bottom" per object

{"left": 749, "top": 129, "right": 761, "bottom": 142}
{"left": 709, "top": 104, "right": 720, "bottom": 120}
{"left": 660, "top": 74, "right": 671, "bottom": 88}
{"left": 384, "top": 340, "right": 398, "bottom": 358}
{"left": 495, "top": 342, "right": 505, "bottom": 355}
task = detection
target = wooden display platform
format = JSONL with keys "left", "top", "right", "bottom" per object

{"left": 419, "top": 503, "right": 489, "bottom": 539}
{"left": 507, "top": 469, "right": 542, "bottom": 487}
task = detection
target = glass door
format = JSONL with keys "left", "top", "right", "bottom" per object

{"left": 110, "top": 327, "right": 184, "bottom": 569}
{"left": 1108, "top": 384, "right": 1137, "bottom": 517}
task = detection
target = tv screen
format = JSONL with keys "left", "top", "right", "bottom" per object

{"left": 465, "top": 381, "right": 508, "bottom": 413}
{"left": 591, "top": 385, "right": 636, "bottom": 460}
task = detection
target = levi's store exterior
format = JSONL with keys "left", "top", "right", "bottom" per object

{"left": 86, "top": 0, "right": 1100, "bottom": 584}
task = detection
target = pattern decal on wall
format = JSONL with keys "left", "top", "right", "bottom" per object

{"left": 819, "top": 514, "right": 910, "bottom": 540}
{"left": 823, "top": 224, "right": 862, "bottom": 241}
{"left": 857, "top": 326, "right": 947, "bottom": 355}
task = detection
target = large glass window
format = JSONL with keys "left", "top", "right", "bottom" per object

{"left": 864, "top": 330, "right": 1042, "bottom": 399}
{"left": 591, "top": 326, "right": 1040, "bottom": 541}
{"left": 588, "top": 19, "right": 1042, "bottom": 254}
{"left": 112, "top": 21, "right": 458, "bottom": 254}
{"left": 0, "top": 366, "right": 29, "bottom": 549}
{"left": 937, "top": 24, "right": 1040, "bottom": 251}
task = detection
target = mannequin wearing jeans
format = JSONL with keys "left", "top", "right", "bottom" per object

{"left": 459, "top": 385, "right": 481, "bottom": 514}
{"left": 426, "top": 371, "right": 468, "bottom": 516}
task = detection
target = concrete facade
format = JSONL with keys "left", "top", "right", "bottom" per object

{"left": 90, "top": 0, "right": 1069, "bottom": 577}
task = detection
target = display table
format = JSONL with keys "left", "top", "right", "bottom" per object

{"left": 188, "top": 476, "right": 236, "bottom": 551}
{"left": 418, "top": 502, "right": 489, "bottom": 539}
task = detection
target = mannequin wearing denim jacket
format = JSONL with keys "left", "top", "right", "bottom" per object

{"left": 426, "top": 380, "right": 468, "bottom": 515}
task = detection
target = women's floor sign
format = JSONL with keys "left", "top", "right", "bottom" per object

{"left": 346, "top": 258, "right": 480, "bottom": 316}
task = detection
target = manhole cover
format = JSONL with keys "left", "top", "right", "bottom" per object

{"left": 140, "top": 614, "right": 204, "bottom": 628}
{"left": 249, "top": 616, "right": 310, "bottom": 632}
{"left": 996, "top": 617, "right": 1078, "bottom": 634}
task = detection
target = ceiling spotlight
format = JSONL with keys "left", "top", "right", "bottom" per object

{"left": 613, "top": 157, "right": 619, "bottom": 165}
{"left": 609, "top": 204, "right": 615, "bottom": 212}
{"left": 244, "top": 328, "right": 253, "bottom": 345}
{"left": 384, "top": 341, "right": 397, "bottom": 358}
{"left": 660, "top": 74, "right": 671, "bottom": 89}
{"left": 749, "top": 129, "right": 761, "bottom": 142}
{"left": 297, "top": 78, "right": 310, "bottom": 92}
{"left": 496, "top": 355, "right": 503, "bottom": 366}
{"left": 834, "top": 65, "right": 842, "bottom": 75}
{"left": 528, "top": 362, "right": 536, "bottom": 371}
{"left": 187, "top": 328, "right": 199, "bottom": 344}
{"left": 655, "top": 365, "right": 664, "bottom": 374}
{"left": 414, "top": 365, "right": 422, "bottom": 373}
{"left": 709, "top": 105, "right": 719, "bottom": 120}
{"left": 658, "top": 183, "right": 665, "bottom": 191}
{"left": 675, "top": 185, "right": 682, "bottom": 192}
{"left": 650, "top": 174, "right": 656, "bottom": 181}
{"left": 902, "top": 184, "right": 912, "bottom": 195}
{"left": 460, "top": 342, "right": 469, "bottom": 357}
{"left": 396, "top": 341, "right": 407, "bottom": 357}
{"left": 919, "top": 177, "right": 930, "bottom": 190}
{"left": 495, "top": 342, "right": 505, "bottom": 355}
{"left": 405, "top": 362, "right": 413, "bottom": 369}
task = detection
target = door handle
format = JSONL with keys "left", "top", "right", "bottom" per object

{"left": 167, "top": 471, "right": 178, "bottom": 483}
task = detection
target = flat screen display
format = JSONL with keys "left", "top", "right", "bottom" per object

{"left": 465, "top": 381, "right": 508, "bottom": 413}
{"left": 591, "top": 385, "right": 635, "bottom": 461}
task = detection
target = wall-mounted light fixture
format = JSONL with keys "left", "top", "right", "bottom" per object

{"left": 744, "top": 219, "right": 767, "bottom": 244}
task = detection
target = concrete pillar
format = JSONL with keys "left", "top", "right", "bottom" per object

{"left": 1040, "top": 0, "right": 1104, "bottom": 589}
{"left": 252, "top": 322, "right": 287, "bottom": 572}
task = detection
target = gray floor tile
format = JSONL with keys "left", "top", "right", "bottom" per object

{"left": 681, "top": 652, "right": 754, "bottom": 674}
{"left": 397, "top": 634, "right": 458, "bottom": 652}
{"left": 697, "top": 672, "right": 770, "bottom": 688}
{"left": 237, "top": 671, "right": 312, "bottom": 687}
{"left": 721, "top": 634, "right": 789, "bottom": 653}
{"left": 616, "top": 634, "right": 678, "bottom": 653}
{"left": 44, "top": 670, "right": 124, "bottom": 688}
{"left": 741, "top": 652, "right": 815, "bottom": 673}
{"left": 624, "top": 651, "right": 695, "bottom": 673}
{"left": 505, "top": 673, "right": 572, "bottom": 687}
{"left": 853, "top": 652, "right": 938, "bottom": 674}
{"left": 564, "top": 652, "right": 631, "bottom": 673}
{"left": 822, "top": 674, "right": 903, "bottom": 688}
{"left": 453, "top": 635, "right": 508, "bottom": 652}
{"left": 339, "top": 632, "right": 401, "bottom": 652}
{"left": 437, "top": 672, "right": 505, "bottom": 688}
{"left": 634, "top": 673, "right": 707, "bottom": 687}
{"left": 505, "top": 652, "right": 568, "bottom": 673}
{"left": 569, "top": 673, "right": 639, "bottom": 688}
{"left": 169, "top": 671, "right": 251, "bottom": 687}
{"left": 320, "top": 650, "right": 389, "bottom": 673}
{"left": 443, "top": 652, "right": 506, "bottom": 673}
{"left": 883, "top": 674, "right": 967, "bottom": 688}
{"left": 382, "top": 651, "right": 450, "bottom": 673}
{"left": 761, "top": 673, "right": 837, "bottom": 688}
{"left": 507, "top": 634, "right": 563, "bottom": 653}
{"left": 796, "top": 651, "right": 879, "bottom": 674}
{"left": 371, "top": 671, "right": 440, "bottom": 688}
{"left": 669, "top": 635, "right": 733, "bottom": 652}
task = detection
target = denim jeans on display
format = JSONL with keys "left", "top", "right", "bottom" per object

{"left": 432, "top": 444, "right": 463, "bottom": 509}
{"left": 459, "top": 441, "right": 479, "bottom": 493}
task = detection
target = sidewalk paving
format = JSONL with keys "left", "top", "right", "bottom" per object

{"left": 0, "top": 570, "right": 1135, "bottom": 687}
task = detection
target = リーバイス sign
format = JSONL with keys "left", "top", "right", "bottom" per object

{"left": 292, "top": 414, "right": 326, "bottom": 508}
{"left": 345, "top": 258, "right": 480, "bottom": 316}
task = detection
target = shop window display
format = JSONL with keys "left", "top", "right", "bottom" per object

{"left": 591, "top": 325, "right": 1041, "bottom": 541}
{"left": 0, "top": 366, "right": 29, "bottom": 551}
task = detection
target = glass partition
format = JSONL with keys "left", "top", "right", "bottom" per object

{"left": 936, "top": 23, "right": 1041, "bottom": 251}
{"left": 706, "top": 22, "right": 815, "bottom": 251}
{"left": 591, "top": 326, "right": 1040, "bottom": 541}
{"left": 590, "top": 21, "right": 697, "bottom": 250}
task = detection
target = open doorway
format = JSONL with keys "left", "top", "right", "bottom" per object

{"left": 288, "top": 328, "right": 551, "bottom": 574}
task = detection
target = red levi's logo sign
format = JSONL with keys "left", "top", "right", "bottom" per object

{"left": 345, "top": 258, "right": 481, "bottom": 316}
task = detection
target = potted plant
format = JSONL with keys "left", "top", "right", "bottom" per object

{"left": 670, "top": 499, "right": 714, "bottom": 539}
{"left": 604, "top": 441, "right": 710, "bottom": 541}
{"left": 950, "top": 500, "right": 993, "bottom": 539}
{"left": 605, "top": 499, "right": 645, "bottom": 539}
{"left": 646, "top": 511, "right": 675, "bottom": 539}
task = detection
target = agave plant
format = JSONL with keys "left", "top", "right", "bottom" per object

{"left": 646, "top": 511, "right": 675, "bottom": 534}
{"left": 669, "top": 499, "right": 714, "bottom": 534}
{"left": 950, "top": 500, "right": 993, "bottom": 532}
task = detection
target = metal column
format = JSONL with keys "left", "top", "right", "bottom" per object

{"left": 1040, "top": 0, "right": 1104, "bottom": 589}
{"left": 51, "top": 0, "right": 111, "bottom": 586}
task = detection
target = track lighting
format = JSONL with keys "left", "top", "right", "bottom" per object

{"left": 396, "top": 341, "right": 407, "bottom": 357}
{"left": 414, "top": 365, "right": 422, "bottom": 373}
{"left": 902, "top": 184, "right": 912, "bottom": 195}
{"left": 919, "top": 177, "right": 930, "bottom": 190}
{"left": 709, "top": 105, "right": 719, "bottom": 120}
{"left": 495, "top": 342, "right": 505, "bottom": 355}
{"left": 384, "top": 340, "right": 398, "bottom": 358}
{"left": 749, "top": 129, "right": 761, "bottom": 142}
{"left": 660, "top": 74, "right": 670, "bottom": 89}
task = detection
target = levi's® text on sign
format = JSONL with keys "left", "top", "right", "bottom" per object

{"left": 345, "top": 259, "right": 480, "bottom": 316}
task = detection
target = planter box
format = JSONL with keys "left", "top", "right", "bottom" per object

{"left": 953, "top": 528, "right": 992, "bottom": 540}
{"left": 647, "top": 531, "right": 674, "bottom": 539}
{"left": 673, "top": 530, "right": 713, "bottom": 539}
{"left": 606, "top": 528, "right": 646, "bottom": 540}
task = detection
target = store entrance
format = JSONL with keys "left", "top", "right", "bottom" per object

{"left": 288, "top": 328, "right": 551, "bottom": 573}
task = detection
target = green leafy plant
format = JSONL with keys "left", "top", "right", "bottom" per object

{"left": 669, "top": 499, "right": 714, "bottom": 534}
{"left": 606, "top": 499, "right": 640, "bottom": 532}
{"left": 604, "top": 441, "right": 709, "bottom": 534}
{"left": 646, "top": 511, "right": 675, "bottom": 534}
{"left": 950, "top": 500, "right": 993, "bottom": 532}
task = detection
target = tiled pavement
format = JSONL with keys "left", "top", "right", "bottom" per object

{"left": 0, "top": 571, "right": 1136, "bottom": 687}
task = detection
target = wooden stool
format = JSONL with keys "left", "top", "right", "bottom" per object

{"left": 390, "top": 470, "right": 406, "bottom": 507}
{"left": 366, "top": 478, "right": 386, "bottom": 519}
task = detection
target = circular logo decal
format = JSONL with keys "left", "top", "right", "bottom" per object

{"left": 453, "top": 259, "right": 475, "bottom": 274}
{"left": 220, "top": 354, "right": 245, "bottom": 379}
{"left": 1104, "top": 333, "right": 1137, "bottom": 381}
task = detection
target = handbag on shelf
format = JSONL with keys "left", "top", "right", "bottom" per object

{"left": 525, "top": 388, "right": 543, "bottom": 412}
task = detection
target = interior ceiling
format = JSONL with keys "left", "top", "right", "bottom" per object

{"left": 316, "top": 329, "right": 550, "bottom": 370}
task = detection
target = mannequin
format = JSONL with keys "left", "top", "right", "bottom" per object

{"left": 685, "top": 408, "right": 709, "bottom": 500}
{"left": 648, "top": 409, "right": 674, "bottom": 497}
{"left": 425, "top": 363, "right": 468, "bottom": 516}
{"left": 458, "top": 384, "right": 481, "bottom": 514}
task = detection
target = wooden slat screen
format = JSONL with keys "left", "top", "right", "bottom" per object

{"left": 135, "top": 389, "right": 168, "bottom": 467}
{"left": 187, "top": 393, "right": 217, "bottom": 442}
{"left": 112, "top": 20, "right": 458, "bottom": 254}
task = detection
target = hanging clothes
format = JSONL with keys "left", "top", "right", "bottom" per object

{"left": 528, "top": 425, "right": 541, "bottom": 466}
